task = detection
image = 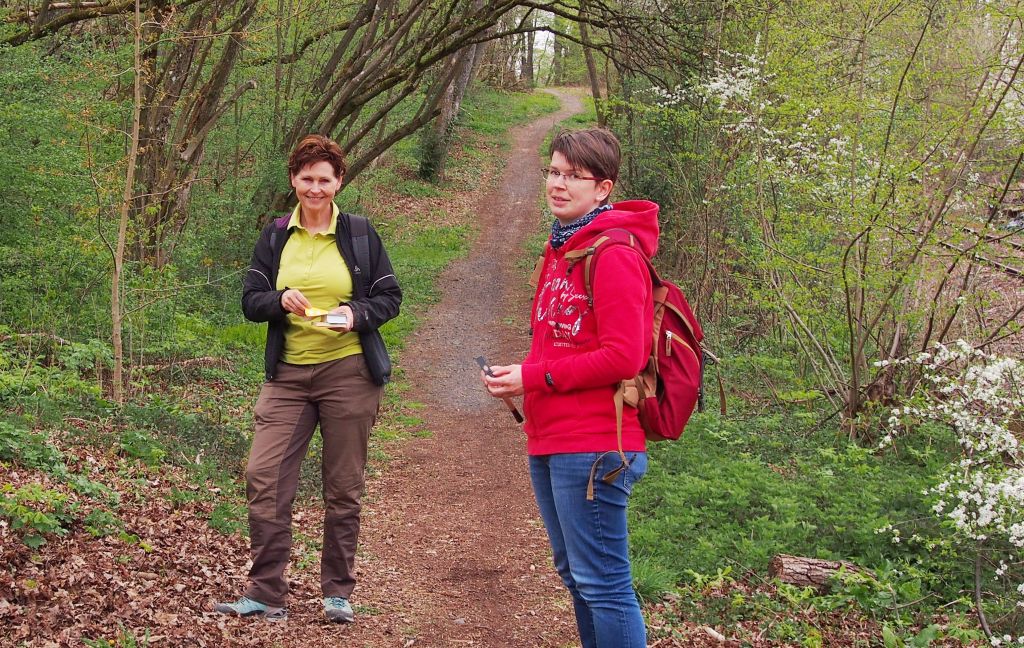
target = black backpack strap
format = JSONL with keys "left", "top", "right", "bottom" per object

{"left": 343, "top": 213, "right": 392, "bottom": 386}
{"left": 269, "top": 212, "right": 291, "bottom": 257}
{"left": 347, "top": 213, "right": 372, "bottom": 295}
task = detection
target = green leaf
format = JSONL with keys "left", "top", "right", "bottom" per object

{"left": 908, "top": 625, "right": 940, "bottom": 647}
{"left": 882, "top": 625, "right": 902, "bottom": 648}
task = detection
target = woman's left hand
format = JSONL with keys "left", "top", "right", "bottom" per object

{"left": 327, "top": 305, "right": 355, "bottom": 332}
{"left": 483, "top": 364, "right": 524, "bottom": 397}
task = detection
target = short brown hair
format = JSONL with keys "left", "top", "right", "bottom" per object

{"left": 288, "top": 134, "right": 347, "bottom": 179}
{"left": 549, "top": 128, "right": 621, "bottom": 184}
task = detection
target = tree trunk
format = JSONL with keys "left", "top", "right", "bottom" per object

{"left": 343, "top": 55, "right": 462, "bottom": 183}
{"left": 578, "top": 0, "right": 604, "bottom": 126}
{"left": 272, "top": 0, "right": 288, "bottom": 147}
{"left": 522, "top": 10, "right": 535, "bottom": 87}
{"left": 768, "top": 555, "right": 868, "bottom": 591}
{"left": 419, "top": 44, "right": 478, "bottom": 182}
{"left": 113, "top": 0, "right": 145, "bottom": 404}
{"left": 418, "top": 0, "right": 487, "bottom": 181}
{"left": 132, "top": 0, "right": 258, "bottom": 267}
{"left": 548, "top": 30, "right": 564, "bottom": 85}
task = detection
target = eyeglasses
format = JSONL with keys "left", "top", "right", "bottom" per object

{"left": 541, "top": 167, "right": 601, "bottom": 184}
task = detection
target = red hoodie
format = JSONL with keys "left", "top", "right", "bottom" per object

{"left": 521, "top": 200, "right": 659, "bottom": 456}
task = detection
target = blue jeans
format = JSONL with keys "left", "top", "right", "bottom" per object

{"left": 529, "top": 452, "right": 648, "bottom": 648}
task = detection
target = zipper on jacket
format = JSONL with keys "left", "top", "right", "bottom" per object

{"left": 666, "top": 330, "right": 698, "bottom": 361}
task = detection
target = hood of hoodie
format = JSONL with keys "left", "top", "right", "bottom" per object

{"left": 559, "top": 200, "right": 660, "bottom": 258}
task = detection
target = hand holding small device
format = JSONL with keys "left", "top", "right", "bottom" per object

{"left": 304, "top": 305, "right": 353, "bottom": 332}
{"left": 476, "top": 356, "right": 524, "bottom": 423}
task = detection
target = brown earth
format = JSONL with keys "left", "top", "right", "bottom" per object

{"left": 323, "top": 88, "right": 589, "bottom": 647}
{"left": 213, "top": 89, "right": 588, "bottom": 646}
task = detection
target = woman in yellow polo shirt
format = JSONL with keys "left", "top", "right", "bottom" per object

{"left": 218, "top": 135, "right": 402, "bottom": 623}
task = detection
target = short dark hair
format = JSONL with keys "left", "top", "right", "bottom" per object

{"left": 549, "top": 128, "right": 621, "bottom": 184}
{"left": 288, "top": 134, "right": 347, "bottom": 179}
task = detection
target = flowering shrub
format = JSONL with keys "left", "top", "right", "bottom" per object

{"left": 616, "top": 0, "right": 1022, "bottom": 432}
{"left": 881, "top": 341, "right": 1024, "bottom": 641}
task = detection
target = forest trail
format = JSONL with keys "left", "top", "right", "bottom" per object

{"left": 231, "top": 89, "right": 586, "bottom": 647}
{"left": 345, "top": 89, "right": 585, "bottom": 647}
{"left": 0, "top": 91, "right": 591, "bottom": 648}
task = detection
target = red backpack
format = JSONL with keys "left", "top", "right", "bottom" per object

{"left": 562, "top": 229, "right": 722, "bottom": 443}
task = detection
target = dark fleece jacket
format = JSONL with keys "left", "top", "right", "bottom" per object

{"left": 241, "top": 211, "right": 402, "bottom": 384}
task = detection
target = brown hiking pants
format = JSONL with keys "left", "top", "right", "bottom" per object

{"left": 243, "top": 354, "right": 382, "bottom": 606}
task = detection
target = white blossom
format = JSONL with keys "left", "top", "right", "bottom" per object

{"left": 883, "top": 341, "right": 1024, "bottom": 615}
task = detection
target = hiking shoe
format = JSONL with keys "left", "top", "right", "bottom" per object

{"left": 323, "top": 596, "right": 354, "bottom": 623}
{"left": 214, "top": 596, "right": 287, "bottom": 621}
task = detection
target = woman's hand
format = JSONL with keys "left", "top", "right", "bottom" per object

{"left": 326, "top": 305, "right": 355, "bottom": 333}
{"left": 281, "top": 289, "right": 312, "bottom": 317}
{"left": 482, "top": 364, "right": 524, "bottom": 397}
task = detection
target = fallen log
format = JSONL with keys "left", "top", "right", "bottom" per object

{"left": 768, "top": 554, "right": 870, "bottom": 590}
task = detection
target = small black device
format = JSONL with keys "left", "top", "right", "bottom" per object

{"left": 475, "top": 356, "right": 524, "bottom": 423}
{"left": 475, "top": 355, "right": 494, "bottom": 376}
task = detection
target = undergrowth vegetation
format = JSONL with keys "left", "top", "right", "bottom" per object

{"left": 0, "top": 87, "right": 558, "bottom": 555}
{"left": 531, "top": 99, "right": 996, "bottom": 644}
{"left": 2, "top": 56, "right": 1019, "bottom": 643}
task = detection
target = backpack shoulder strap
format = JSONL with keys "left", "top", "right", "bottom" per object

{"left": 570, "top": 229, "right": 656, "bottom": 304}
{"left": 269, "top": 213, "right": 290, "bottom": 251}
{"left": 574, "top": 229, "right": 655, "bottom": 500}
{"left": 529, "top": 242, "right": 551, "bottom": 289}
{"left": 346, "top": 213, "right": 371, "bottom": 294}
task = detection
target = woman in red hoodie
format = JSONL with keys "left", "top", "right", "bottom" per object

{"left": 484, "top": 128, "right": 655, "bottom": 647}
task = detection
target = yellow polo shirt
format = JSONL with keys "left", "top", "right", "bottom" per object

{"left": 276, "top": 203, "right": 362, "bottom": 364}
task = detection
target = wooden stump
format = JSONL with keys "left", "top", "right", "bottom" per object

{"left": 768, "top": 554, "right": 868, "bottom": 590}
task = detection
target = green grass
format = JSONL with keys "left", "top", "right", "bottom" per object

{"left": 626, "top": 346, "right": 981, "bottom": 638}
{"left": 383, "top": 223, "right": 472, "bottom": 349}
{"left": 461, "top": 87, "right": 560, "bottom": 137}
{"left": 560, "top": 95, "right": 598, "bottom": 128}
{"left": 631, "top": 412, "right": 942, "bottom": 574}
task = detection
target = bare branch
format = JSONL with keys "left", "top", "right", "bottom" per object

{"left": 3, "top": 0, "right": 205, "bottom": 47}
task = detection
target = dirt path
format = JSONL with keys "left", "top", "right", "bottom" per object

{"left": 343, "top": 89, "right": 585, "bottom": 647}
{"left": 0, "top": 91, "right": 587, "bottom": 648}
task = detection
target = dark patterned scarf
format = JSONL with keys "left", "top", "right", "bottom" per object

{"left": 550, "top": 204, "right": 612, "bottom": 250}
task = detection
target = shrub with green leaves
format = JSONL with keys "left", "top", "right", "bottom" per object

{"left": 0, "top": 420, "right": 64, "bottom": 471}
{"left": 82, "top": 508, "right": 123, "bottom": 537}
{"left": 0, "top": 483, "right": 74, "bottom": 548}
{"left": 208, "top": 501, "right": 247, "bottom": 536}
{"left": 118, "top": 429, "right": 167, "bottom": 465}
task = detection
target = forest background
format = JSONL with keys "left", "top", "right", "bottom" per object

{"left": 1, "top": 0, "right": 1023, "bottom": 646}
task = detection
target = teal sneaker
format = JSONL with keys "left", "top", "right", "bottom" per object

{"left": 214, "top": 596, "right": 287, "bottom": 621}
{"left": 323, "top": 596, "right": 354, "bottom": 623}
